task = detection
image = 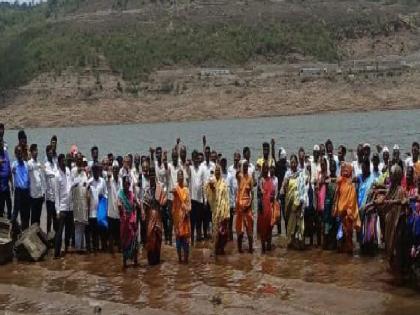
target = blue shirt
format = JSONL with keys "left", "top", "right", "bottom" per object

{"left": 0, "top": 150, "right": 11, "bottom": 192}
{"left": 12, "top": 160, "right": 30, "bottom": 190}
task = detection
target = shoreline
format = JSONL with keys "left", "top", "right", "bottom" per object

{"left": 2, "top": 102, "right": 420, "bottom": 130}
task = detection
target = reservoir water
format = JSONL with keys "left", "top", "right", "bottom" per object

{"left": 4, "top": 109, "right": 420, "bottom": 161}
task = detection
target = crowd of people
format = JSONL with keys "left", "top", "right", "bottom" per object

{"left": 0, "top": 122, "right": 419, "bottom": 276}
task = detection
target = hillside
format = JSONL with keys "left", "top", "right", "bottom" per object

{"left": 1, "top": 0, "right": 420, "bottom": 128}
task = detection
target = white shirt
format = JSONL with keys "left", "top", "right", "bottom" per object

{"left": 118, "top": 167, "right": 136, "bottom": 192}
{"left": 167, "top": 162, "right": 187, "bottom": 201}
{"left": 352, "top": 160, "right": 362, "bottom": 178}
{"left": 28, "top": 158, "right": 45, "bottom": 199}
{"left": 227, "top": 169, "right": 238, "bottom": 209}
{"left": 310, "top": 160, "right": 321, "bottom": 185}
{"left": 131, "top": 167, "right": 140, "bottom": 190}
{"left": 44, "top": 160, "right": 57, "bottom": 202}
{"left": 88, "top": 177, "right": 107, "bottom": 218}
{"left": 201, "top": 160, "right": 216, "bottom": 183}
{"left": 179, "top": 160, "right": 190, "bottom": 185}
{"left": 154, "top": 160, "right": 168, "bottom": 192}
{"left": 107, "top": 176, "right": 120, "bottom": 219}
{"left": 140, "top": 174, "right": 151, "bottom": 203}
{"left": 55, "top": 167, "right": 72, "bottom": 213}
{"left": 189, "top": 164, "right": 205, "bottom": 203}
{"left": 71, "top": 168, "right": 89, "bottom": 223}
{"left": 201, "top": 161, "right": 216, "bottom": 203}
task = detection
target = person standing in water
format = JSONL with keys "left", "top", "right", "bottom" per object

{"left": 282, "top": 154, "right": 306, "bottom": 250}
{"left": 28, "top": 144, "right": 45, "bottom": 226}
{"left": 71, "top": 154, "right": 89, "bottom": 252}
{"left": 258, "top": 162, "right": 277, "bottom": 253}
{"left": 118, "top": 175, "right": 141, "bottom": 268}
{"left": 11, "top": 145, "right": 30, "bottom": 231}
{"left": 206, "top": 164, "right": 230, "bottom": 255}
{"left": 145, "top": 167, "right": 165, "bottom": 265}
{"left": 236, "top": 161, "right": 254, "bottom": 253}
{"left": 171, "top": 169, "right": 192, "bottom": 263}
{"left": 54, "top": 154, "right": 73, "bottom": 258}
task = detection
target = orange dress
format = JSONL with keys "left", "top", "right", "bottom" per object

{"left": 333, "top": 163, "right": 360, "bottom": 253}
{"left": 172, "top": 185, "right": 191, "bottom": 240}
{"left": 235, "top": 174, "right": 254, "bottom": 235}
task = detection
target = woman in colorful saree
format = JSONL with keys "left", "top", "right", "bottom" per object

{"left": 282, "top": 154, "right": 306, "bottom": 250}
{"left": 323, "top": 159, "right": 337, "bottom": 250}
{"left": 206, "top": 165, "right": 230, "bottom": 255}
{"left": 118, "top": 175, "right": 142, "bottom": 268}
{"left": 258, "top": 162, "right": 278, "bottom": 253}
{"left": 316, "top": 157, "right": 328, "bottom": 247}
{"left": 144, "top": 167, "right": 165, "bottom": 265}
{"left": 333, "top": 162, "right": 360, "bottom": 254}
{"left": 357, "top": 158, "right": 377, "bottom": 254}
{"left": 377, "top": 165, "right": 410, "bottom": 273}
{"left": 172, "top": 169, "right": 192, "bottom": 263}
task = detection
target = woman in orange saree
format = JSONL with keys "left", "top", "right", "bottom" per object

{"left": 235, "top": 161, "right": 254, "bottom": 253}
{"left": 171, "top": 169, "right": 192, "bottom": 263}
{"left": 333, "top": 162, "right": 360, "bottom": 254}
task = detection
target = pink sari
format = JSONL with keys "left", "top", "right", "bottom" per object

{"left": 317, "top": 173, "right": 327, "bottom": 213}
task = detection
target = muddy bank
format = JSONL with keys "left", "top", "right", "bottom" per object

{"left": 0, "top": 61, "right": 420, "bottom": 128}
{"left": 1, "top": 236, "right": 420, "bottom": 315}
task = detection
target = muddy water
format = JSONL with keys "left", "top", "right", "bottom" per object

{"left": 2, "top": 109, "right": 420, "bottom": 314}
{"left": 1, "top": 235, "right": 420, "bottom": 315}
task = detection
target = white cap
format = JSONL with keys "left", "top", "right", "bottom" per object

{"left": 393, "top": 144, "right": 400, "bottom": 150}
{"left": 313, "top": 144, "right": 320, "bottom": 151}
{"left": 280, "top": 147, "right": 287, "bottom": 159}
{"left": 363, "top": 143, "right": 370, "bottom": 148}
{"left": 112, "top": 161, "right": 119, "bottom": 168}
{"left": 382, "top": 146, "right": 389, "bottom": 153}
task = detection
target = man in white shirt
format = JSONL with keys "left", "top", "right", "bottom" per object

{"left": 405, "top": 142, "right": 419, "bottom": 175}
{"left": 337, "top": 144, "right": 347, "bottom": 176}
{"left": 379, "top": 146, "right": 390, "bottom": 174}
{"left": 54, "top": 154, "right": 73, "bottom": 258}
{"left": 153, "top": 146, "right": 168, "bottom": 192}
{"left": 227, "top": 152, "right": 241, "bottom": 240}
{"left": 28, "top": 144, "right": 45, "bottom": 226}
{"left": 201, "top": 145, "right": 215, "bottom": 239}
{"left": 310, "top": 145, "right": 321, "bottom": 186}
{"left": 71, "top": 155, "right": 89, "bottom": 252}
{"left": 87, "top": 146, "right": 99, "bottom": 170}
{"left": 240, "top": 146, "right": 256, "bottom": 180}
{"left": 119, "top": 155, "right": 136, "bottom": 192}
{"left": 87, "top": 163, "right": 108, "bottom": 252}
{"left": 166, "top": 148, "right": 187, "bottom": 245}
{"left": 45, "top": 145, "right": 58, "bottom": 234}
{"left": 139, "top": 158, "right": 151, "bottom": 246}
{"left": 325, "top": 139, "right": 339, "bottom": 175}
{"left": 152, "top": 146, "right": 172, "bottom": 245}
{"left": 107, "top": 161, "right": 121, "bottom": 252}
{"left": 131, "top": 154, "right": 141, "bottom": 193}
{"left": 352, "top": 144, "right": 364, "bottom": 179}
{"left": 188, "top": 150, "right": 205, "bottom": 244}
{"left": 179, "top": 144, "right": 190, "bottom": 185}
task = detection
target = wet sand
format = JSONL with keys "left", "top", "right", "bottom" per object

{"left": 1, "top": 235, "right": 419, "bottom": 315}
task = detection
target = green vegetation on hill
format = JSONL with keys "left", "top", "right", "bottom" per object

{"left": 0, "top": 0, "right": 418, "bottom": 93}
